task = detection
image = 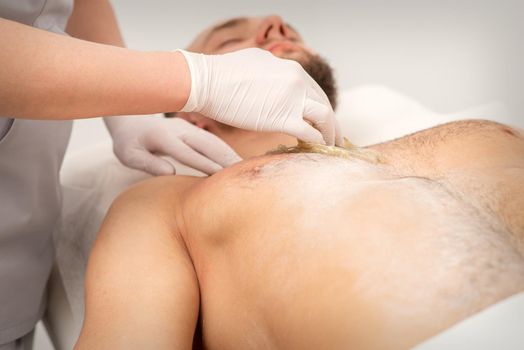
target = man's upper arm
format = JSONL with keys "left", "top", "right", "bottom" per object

{"left": 75, "top": 177, "right": 201, "bottom": 350}
{"left": 371, "top": 119, "right": 524, "bottom": 176}
{"left": 371, "top": 119, "right": 524, "bottom": 253}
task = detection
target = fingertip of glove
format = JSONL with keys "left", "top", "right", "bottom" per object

{"left": 151, "top": 162, "right": 176, "bottom": 176}
{"left": 228, "top": 154, "right": 243, "bottom": 165}
{"left": 214, "top": 153, "right": 243, "bottom": 169}
{"left": 296, "top": 124, "right": 326, "bottom": 145}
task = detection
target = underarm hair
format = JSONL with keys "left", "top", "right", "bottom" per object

{"left": 267, "top": 138, "right": 385, "bottom": 164}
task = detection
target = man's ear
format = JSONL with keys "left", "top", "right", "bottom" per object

{"left": 177, "top": 112, "right": 215, "bottom": 131}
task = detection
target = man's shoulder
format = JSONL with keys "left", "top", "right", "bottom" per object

{"left": 122, "top": 175, "right": 203, "bottom": 197}
{"left": 111, "top": 175, "right": 204, "bottom": 220}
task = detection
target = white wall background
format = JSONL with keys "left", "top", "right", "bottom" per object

{"left": 36, "top": 0, "right": 521, "bottom": 348}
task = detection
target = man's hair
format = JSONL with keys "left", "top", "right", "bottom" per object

{"left": 165, "top": 51, "right": 338, "bottom": 118}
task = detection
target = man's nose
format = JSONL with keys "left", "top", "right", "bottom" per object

{"left": 255, "top": 15, "right": 291, "bottom": 44}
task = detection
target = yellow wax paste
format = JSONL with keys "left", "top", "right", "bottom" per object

{"left": 267, "top": 138, "right": 385, "bottom": 164}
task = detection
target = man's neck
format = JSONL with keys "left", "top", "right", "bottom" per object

{"left": 221, "top": 129, "right": 296, "bottom": 159}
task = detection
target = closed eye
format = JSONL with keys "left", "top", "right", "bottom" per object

{"left": 217, "top": 38, "right": 243, "bottom": 49}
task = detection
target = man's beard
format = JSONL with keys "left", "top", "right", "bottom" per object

{"left": 280, "top": 50, "right": 338, "bottom": 110}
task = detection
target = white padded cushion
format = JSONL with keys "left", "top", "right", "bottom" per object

{"left": 335, "top": 85, "right": 508, "bottom": 146}
{"left": 415, "top": 292, "right": 524, "bottom": 350}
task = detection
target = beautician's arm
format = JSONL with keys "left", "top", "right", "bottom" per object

{"left": 66, "top": 0, "right": 124, "bottom": 46}
{"left": 1, "top": 0, "right": 339, "bottom": 145}
{"left": 0, "top": 14, "right": 189, "bottom": 120}
{"left": 63, "top": 0, "right": 241, "bottom": 176}
{"left": 75, "top": 176, "right": 201, "bottom": 349}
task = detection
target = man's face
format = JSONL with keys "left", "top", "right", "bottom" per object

{"left": 187, "top": 15, "right": 337, "bottom": 108}
{"left": 175, "top": 16, "right": 338, "bottom": 159}
{"left": 189, "top": 16, "right": 310, "bottom": 66}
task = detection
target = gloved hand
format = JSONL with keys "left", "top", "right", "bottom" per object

{"left": 104, "top": 115, "right": 241, "bottom": 175}
{"left": 176, "top": 48, "right": 342, "bottom": 146}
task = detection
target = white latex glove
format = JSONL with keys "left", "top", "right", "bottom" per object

{"left": 104, "top": 115, "right": 242, "bottom": 175}
{"left": 177, "top": 48, "right": 342, "bottom": 146}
